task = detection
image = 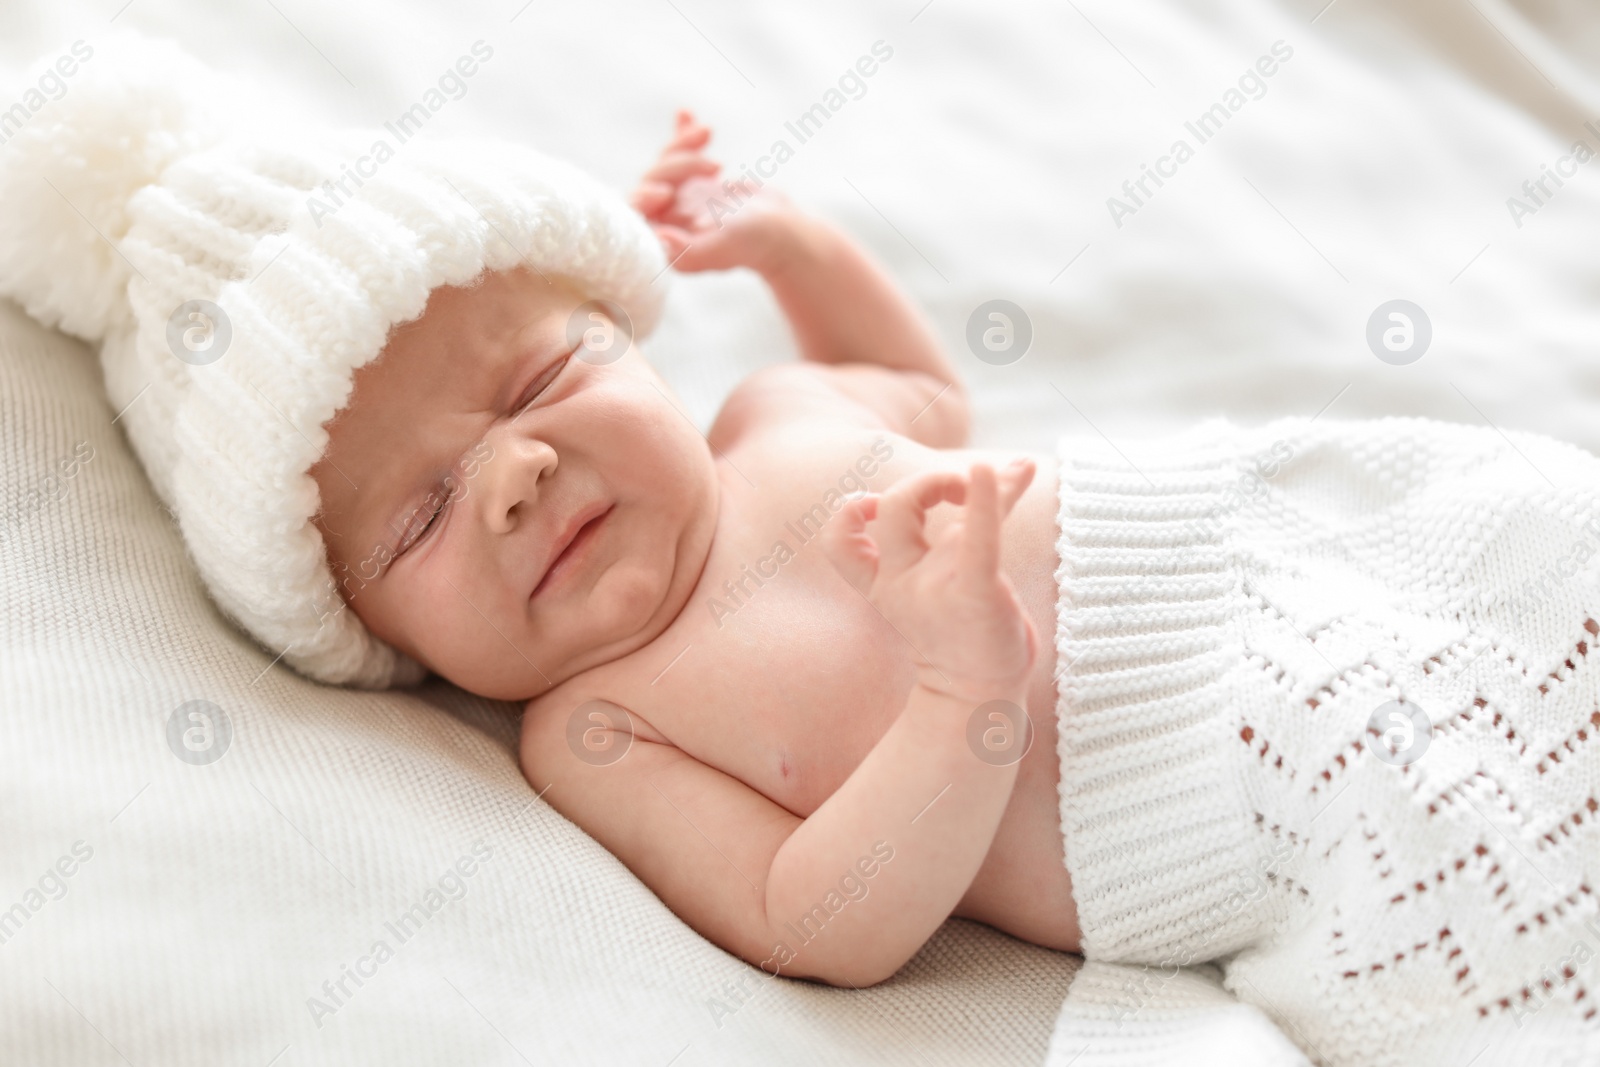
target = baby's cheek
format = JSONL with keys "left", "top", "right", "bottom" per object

{"left": 594, "top": 557, "right": 670, "bottom": 631}
{"left": 423, "top": 584, "right": 538, "bottom": 696}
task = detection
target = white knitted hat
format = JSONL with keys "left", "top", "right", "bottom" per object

{"left": 0, "top": 33, "right": 667, "bottom": 688}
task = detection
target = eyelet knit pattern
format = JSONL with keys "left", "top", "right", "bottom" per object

{"left": 1054, "top": 415, "right": 1600, "bottom": 1065}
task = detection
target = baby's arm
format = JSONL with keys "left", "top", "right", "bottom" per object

{"left": 633, "top": 112, "right": 968, "bottom": 446}
{"left": 768, "top": 663, "right": 1021, "bottom": 985}
{"left": 767, "top": 460, "right": 1040, "bottom": 983}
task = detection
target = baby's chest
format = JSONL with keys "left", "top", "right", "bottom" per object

{"left": 609, "top": 431, "right": 949, "bottom": 812}
{"left": 633, "top": 545, "right": 917, "bottom": 816}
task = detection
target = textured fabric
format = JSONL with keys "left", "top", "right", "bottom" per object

{"left": 0, "top": 31, "right": 667, "bottom": 688}
{"left": 0, "top": 300, "right": 1079, "bottom": 1064}
{"left": 1046, "top": 961, "right": 1310, "bottom": 1067}
{"left": 1052, "top": 416, "right": 1600, "bottom": 1065}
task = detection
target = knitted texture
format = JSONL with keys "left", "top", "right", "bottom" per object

{"left": 1045, "top": 961, "right": 1310, "bottom": 1067}
{"left": 1054, "top": 415, "right": 1600, "bottom": 1065}
{"left": 0, "top": 32, "right": 667, "bottom": 688}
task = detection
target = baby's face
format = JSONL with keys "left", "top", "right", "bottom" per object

{"left": 312, "top": 269, "right": 717, "bottom": 701}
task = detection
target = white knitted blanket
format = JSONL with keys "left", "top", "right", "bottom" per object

{"left": 1049, "top": 416, "right": 1600, "bottom": 1066}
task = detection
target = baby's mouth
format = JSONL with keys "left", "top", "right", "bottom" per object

{"left": 530, "top": 503, "right": 612, "bottom": 600}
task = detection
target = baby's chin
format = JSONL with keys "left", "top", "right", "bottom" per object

{"left": 431, "top": 560, "right": 685, "bottom": 702}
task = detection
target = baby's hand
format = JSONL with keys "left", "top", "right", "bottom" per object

{"left": 630, "top": 110, "right": 795, "bottom": 274}
{"left": 822, "top": 459, "right": 1040, "bottom": 706}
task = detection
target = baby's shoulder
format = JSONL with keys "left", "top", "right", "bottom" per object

{"left": 707, "top": 362, "right": 909, "bottom": 452}
{"left": 518, "top": 663, "right": 674, "bottom": 768}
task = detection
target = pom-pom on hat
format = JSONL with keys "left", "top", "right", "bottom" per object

{"left": 0, "top": 32, "right": 667, "bottom": 687}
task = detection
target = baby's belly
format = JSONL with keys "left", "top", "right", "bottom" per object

{"left": 952, "top": 697, "right": 1082, "bottom": 952}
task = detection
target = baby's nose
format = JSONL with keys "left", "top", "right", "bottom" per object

{"left": 477, "top": 433, "right": 558, "bottom": 534}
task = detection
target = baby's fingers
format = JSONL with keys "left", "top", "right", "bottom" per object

{"left": 820, "top": 495, "right": 880, "bottom": 593}
{"left": 631, "top": 180, "right": 675, "bottom": 216}
{"left": 960, "top": 464, "right": 1003, "bottom": 578}
{"left": 671, "top": 110, "right": 711, "bottom": 149}
{"left": 996, "top": 456, "right": 1036, "bottom": 516}
{"left": 645, "top": 149, "right": 720, "bottom": 186}
{"left": 875, "top": 470, "right": 965, "bottom": 575}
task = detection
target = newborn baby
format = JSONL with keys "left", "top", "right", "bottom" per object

{"left": 307, "top": 115, "right": 1600, "bottom": 1067}
{"left": 7, "top": 38, "right": 1597, "bottom": 1062}
{"left": 310, "top": 111, "right": 1079, "bottom": 987}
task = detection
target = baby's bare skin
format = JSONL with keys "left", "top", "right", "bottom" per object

{"left": 522, "top": 394, "right": 1081, "bottom": 967}
{"left": 312, "top": 111, "right": 1080, "bottom": 987}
